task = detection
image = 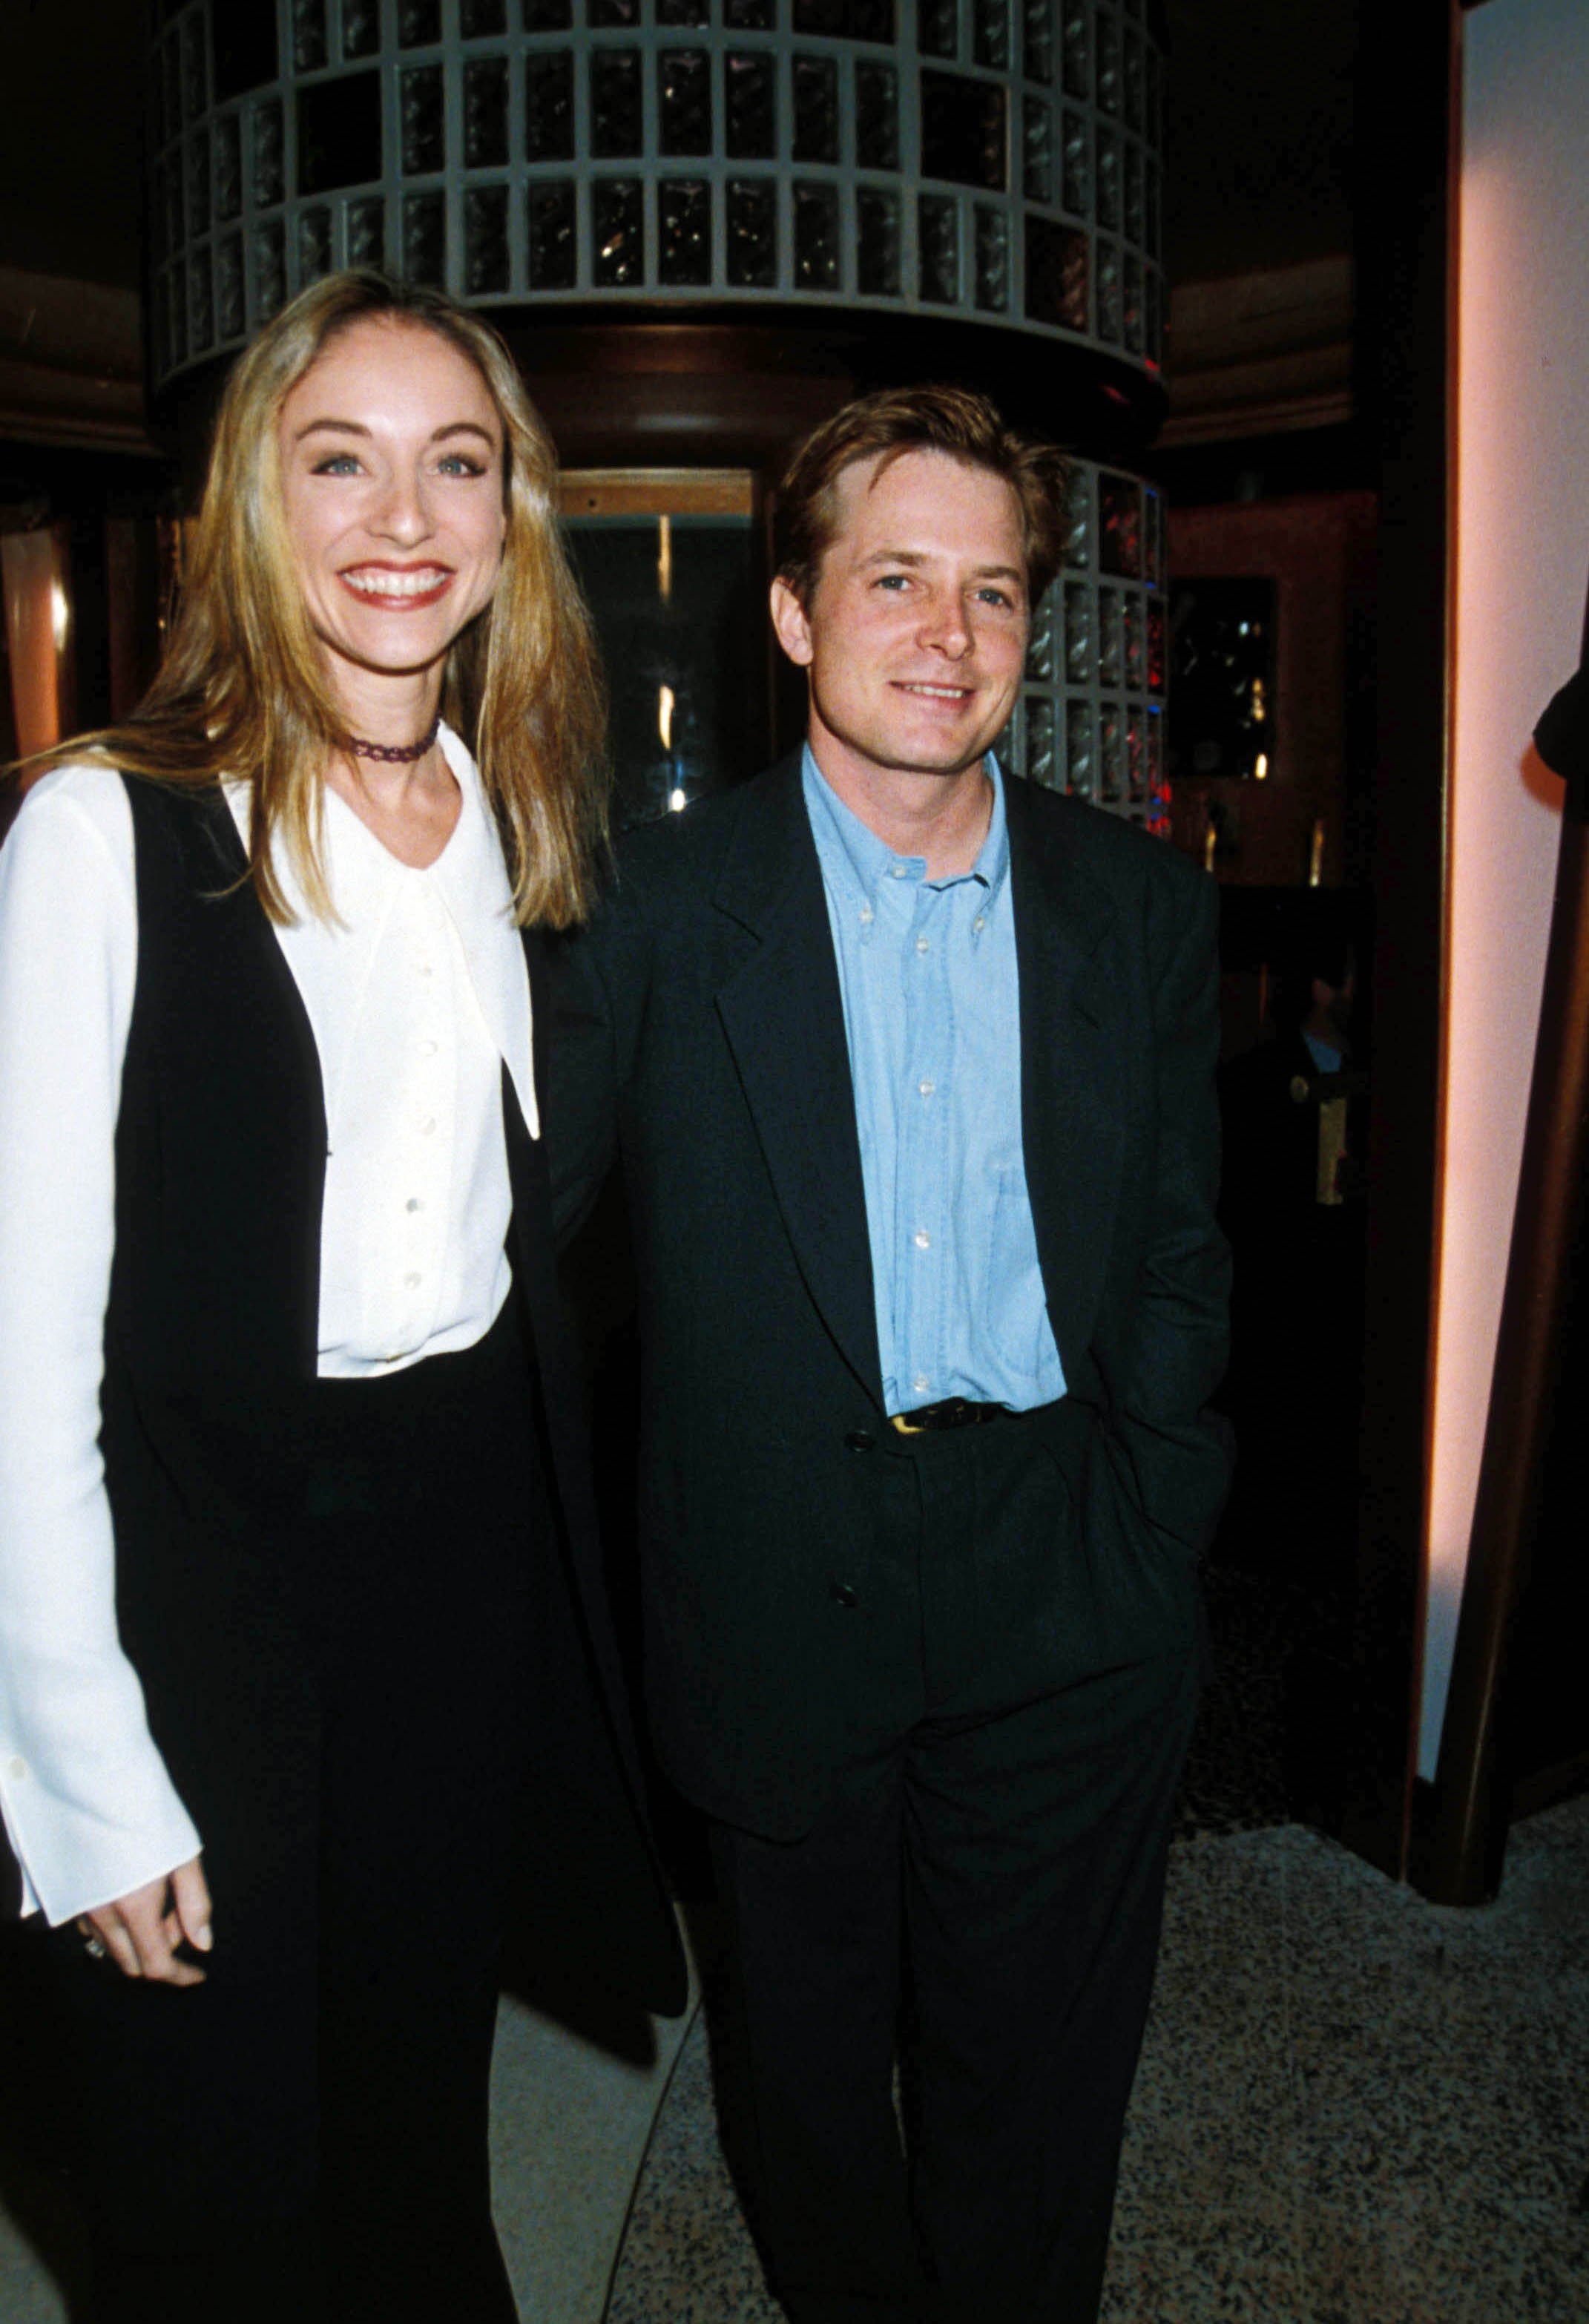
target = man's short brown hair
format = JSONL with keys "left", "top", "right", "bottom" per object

{"left": 773, "top": 384, "right": 1070, "bottom": 608}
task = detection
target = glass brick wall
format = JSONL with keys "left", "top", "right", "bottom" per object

{"left": 144, "top": 0, "right": 1168, "bottom": 831}
{"left": 146, "top": 0, "right": 1164, "bottom": 391}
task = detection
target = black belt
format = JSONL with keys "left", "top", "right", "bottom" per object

{"left": 887, "top": 1396, "right": 1010, "bottom": 1436}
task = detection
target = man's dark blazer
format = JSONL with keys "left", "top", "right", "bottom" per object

{"left": 548, "top": 753, "right": 1232, "bottom": 1842}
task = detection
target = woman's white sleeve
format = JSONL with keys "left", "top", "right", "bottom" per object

{"left": 0, "top": 769, "right": 202, "bottom": 1925}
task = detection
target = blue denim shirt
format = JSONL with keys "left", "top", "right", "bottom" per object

{"left": 802, "top": 746, "right": 1066, "bottom": 1417}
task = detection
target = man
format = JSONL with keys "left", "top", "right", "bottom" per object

{"left": 549, "top": 387, "right": 1231, "bottom": 2324}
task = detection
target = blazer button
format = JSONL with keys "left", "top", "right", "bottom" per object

{"left": 843, "top": 1428, "right": 877, "bottom": 1453}
{"left": 829, "top": 1580, "right": 860, "bottom": 1608}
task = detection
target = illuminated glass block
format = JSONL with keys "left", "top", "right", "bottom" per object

{"left": 349, "top": 197, "right": 386, "bottom": 269}
{"left": 216, "top": 232, "right": 246, "bottom": 338}
{"left": 1062, "top": 109, "right": 1088, "bottom": 216}
{"left": 1064, "top": 582, "right": 1092, "bottom": 683}
{"left": 921, "top": 71, "right": 1006, "bottom": 191}
{"left": 726, "top": 179, "right": 777, "bottom": 286}
{"left": 1024, "top": 217, "right": 1087, "bottom": 331}
{"left": 1095, "top": 234, "right": 1121, "bottom": 341}
{"left": 975, "top": 0, "right": 1010, "bottom": 69}
{"left": 523, "top": 0, "right": 572, "bottom": 27}
{"left": 1123, "top": 249, "right": 1143, "bottom": 354}
{"left": 1062, "top": 465, "right": 1092, "bottom": 570}
{"left": 918, "top": 194, "right": 959, "bottom": 304}
{"left": 343, "top": 0, "right": 380, "bottom": 59}
{"left": 253, "top": 97, "right": 285, "bottom": 208}
{"left": 1097, "top": 590, "right": 1122, "bottom": 688}
{"left": 589, "top": 0, "right": 639, "bottom": 24}
{"left": 464, "top": 56, "right": 510, "bottom": 168}
{"left": 400, "top": 1, "right": 442, "bottom": 45}
{"left": 465, "top": 185, "right": 510, "bottom": 291}
{"left": 793, "top": 55, "right": 840, "bottom": 165}
{"left": 1060, "top": 1, "right": 1089, "bottom": 101}
{"left": 1145, "top": 488, "right": 1165, "bottom": 588}
{"left": 1065, "top": 697, "right": 1094, "bottom": 796}
{"left": 1147, "top": 707, "right": 1165, "bottom": 813}
{"left": 1095, "top": 129, "right": 1119, "bottom": 232}
{"left": 1022, "top": 0, "right": 1053, "bottom": 84}
{"left": 855, "top": 61, "right": 898, "bottom": 169}
{"left": 856, "top": 186, "right": 900, "bottom": 295}
{"left": 1095, "top": 8, "right": 1120, "bottom": 114}
{"left": 526, "top": 53, "right": 573, "bottom": 160}
{"left": 1099, "top": 472, "right": 1141, "bottom": 576}
{"left": 593, "top": 178, "right": 645, "bottom": 286}
{"left": 255, "top": 217, "right": 287, "bottom": 318}
{"left": 403, "top": 189, "right": 446, "bottom": 284}
{"left": 189, "top": 246, "right": 214, "bottom": 352}
{"left": 918, "top": 0, "right": 958, "bottom": 59}
{"left": 659, "top": 180, "right": 711, "bottom": 283}
{"left": 299, "top": 204, "right": 332, "bottom": 286}
{"left": 1023, "top": 96, "right": 1053, "bottom": 203}
{"left": 726, "top": 53, "right": 777, "bottom": 159}
{"left": 1024, "top": 588, "right": 1056, "bottom": 682}
{"left": 1123, "top": 25, "right": 1145, "bottom": 134}
{"left": 1026, "top": 696, "right": 1056, "bottom": 787}
{"left": 1124, "top": 591, "right": 1144, "bottom": 689}
{"left": 659, "top": 0, "right": 711, "bottom": 22}
{"left": 1147, "top": 595, "right": 1166, "bottom": 692}
{"left": 527, "top": 180, "right": 576, "bottom": 287}
{"left": 1126, "top": 709, "right": 1145, "bottom": 802}
{"left": 660, "top": 50, "right": 713, "bottom": 156}
{"left": 1124, "top": 142, "right": 1144, "bottom": 247}
{"left": 974, "top": 206, "right": 1007, "bottom": 312}
{"left": 294, "top": 0, "right": 327, "bottom": 73}
{"left": 591, "top": 50, "right": 642, "bottom": 159}
{"left": 188, "top": 132, "right": 211, "bottom": 238}
{"left": 1099, "top": 702, "right": 1122, "bottom": 799}
{"left": 402, "top": 67, "right": 446, "bottom": 174}
{"left": 461, "top": 0, "right": 507, "bottom": 32}
{"left": 726, "top": 0, "right": 776, "bottom": 26}
{"left": 794, "top": 182, "right": 840, "bottom": 291}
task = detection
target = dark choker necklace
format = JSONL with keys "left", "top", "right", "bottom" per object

{"left": 348, "top": 713, "right": 440, "bottom": 765}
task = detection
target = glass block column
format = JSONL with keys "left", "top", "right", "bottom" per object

{"left": 1001, "top": 457, "right": 1168, "bottom": 833}
{"left": 146, "top": 1, "right": 1164, "bottom": 385}
{"left": 145, "top": 0, "right": 1169, "bottom": 831}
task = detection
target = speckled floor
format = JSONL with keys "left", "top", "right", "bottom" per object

{"left": 608, "top": 1796, "right": 1589, "bottom": 2324}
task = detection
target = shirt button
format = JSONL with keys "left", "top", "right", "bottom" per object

{"left": 973, "top": 914, "right": 987, "bottom": 933}
{"left": 890, "top": 863, "right": 909, "bottom": 879}
{"left": 914, "top": 1229, "right": 931, "bottom": 1250}
{"left": 912, "top": 1373, "right": 930, "bottom": 1396}
{"left": 915, "top": 935, "right": 930, "bottom": 953}
{"left": 404, "top": 1272, "right": 421, "bottom": 1290}
{"left": 418, "top": 1117, "right": 436, "bottom": 1135}
{"left": 859, "top": 905, "right": 875, "bottom": 925}
{"left": 406, "top": 1197, "right": 424, "bottom": 1213}
{"left": 7, "top": 1756, "right": 26, "bottom": 1782}
{"left": 918, "top": 1078, "right": 935, "bottom": 1097}
{"left": 417, "top": 962, "right": 435, "bottom": 978}
{"left": 419, "top": 1037, "right": 438, "bottom": 1056}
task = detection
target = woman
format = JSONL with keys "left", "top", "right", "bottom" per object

{"left": 0, "top": 272, "right": 681, "bottom": 2322}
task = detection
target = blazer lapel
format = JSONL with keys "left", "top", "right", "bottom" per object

{"left": 712, "top": 761, "right": 885, "bottom": 1408}
{"left": 1006, "top": 778, "right": 1126, "bottom": 1377}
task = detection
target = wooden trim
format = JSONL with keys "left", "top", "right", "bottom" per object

{"left": 557, "top": 470, "right": 756, "bottom": 519}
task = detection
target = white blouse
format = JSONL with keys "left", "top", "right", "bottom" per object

{"left": 0, "top": 726, "right": 536, "bottom": 1924}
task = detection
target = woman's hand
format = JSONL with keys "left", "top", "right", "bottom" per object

{"left": 75, "top": 1857, "right": 212, "bottom": 1986}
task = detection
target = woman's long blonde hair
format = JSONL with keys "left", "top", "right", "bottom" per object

{"left": 29, "top": 271, "right": 608, "bottom": 928}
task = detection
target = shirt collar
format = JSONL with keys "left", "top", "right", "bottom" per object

{"left": 801, "top": 742, "right": 1010, "bottom": 907}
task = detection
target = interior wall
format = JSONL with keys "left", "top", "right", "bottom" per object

{"left": 1422, "top": 0, "right": 1589, "bottom": 1776}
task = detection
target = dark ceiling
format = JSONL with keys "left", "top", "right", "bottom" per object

{"left": 0, "top": 0, "right": 1358, "bottom": 296}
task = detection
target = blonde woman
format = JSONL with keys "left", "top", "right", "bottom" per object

{"left": 0, "top": 272, "right": 681, "bottom": 2323}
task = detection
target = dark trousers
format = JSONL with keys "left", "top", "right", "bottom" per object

{"left": 48, "top": 1302, "right": 545, "bottom": 2324}
{"left": 708, "top": 1410, "right": 1199, "bottom": 2324}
